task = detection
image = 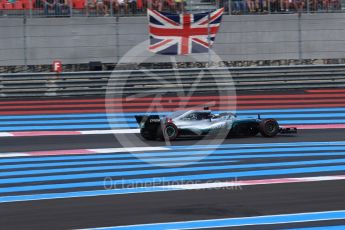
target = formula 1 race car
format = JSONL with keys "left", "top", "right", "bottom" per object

{"left": 135, "top": 109, "right": 297, "bottom": 141}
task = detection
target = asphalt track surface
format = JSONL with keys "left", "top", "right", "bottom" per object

{"left": 1, "top": 130, "right": 345, "bottom": 230}
{"left": 1, "top": 90, "right": 345, "bottom": 230}
{"left": 0, "top": 129, "right": 344, "bottom": 152}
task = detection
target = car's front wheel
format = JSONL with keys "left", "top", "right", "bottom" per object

{"left": 259, "top": 119, "right": 279, "bottom": 137}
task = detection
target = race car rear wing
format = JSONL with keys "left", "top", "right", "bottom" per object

{"left": 135, "top": 115, "right": 161, "bottom": 124}
{"left": 135, "top": 115, "right": 162, "bottom": 130}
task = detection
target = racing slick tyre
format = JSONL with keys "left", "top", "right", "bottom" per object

{"left": 163, "top": 124, "right": 178, "bottom": 141}
{"left": 259, "top": 118, "right": 279, "bottom": 137}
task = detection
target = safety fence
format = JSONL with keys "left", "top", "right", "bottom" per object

{"left": 0, "top": 64, "right": 344, "bottom": 97}
{"left": 0, "top": 0, "right": 345, "bottom": 18}
{"left": 3, "top": 14, "right": 345, "bottom": 69}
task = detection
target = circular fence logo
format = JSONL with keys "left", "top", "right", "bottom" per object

{"left": 105, "top": 40, "right": 236, "bottom": 167}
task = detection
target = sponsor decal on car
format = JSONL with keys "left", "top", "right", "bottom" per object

{"left": 149, "top": 118, "right": 161, "bottom": 123}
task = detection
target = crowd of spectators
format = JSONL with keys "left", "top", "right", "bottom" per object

{"left": 226, "top": 0, "right": 342, "bottom": 14}
{"left": 0, "top": 0, "right": 342, "bottom": 16}
{"left": 42, "top": 0, "right": 70, "bottom": 15}
{"left": 83, "top": 0, "right": 139, "bottom": 16}
{"left": 0, "top": 0, "right": 188, "bottom": 16}
{"left": 80, "top": 0, "right": 185, "bottom": 15}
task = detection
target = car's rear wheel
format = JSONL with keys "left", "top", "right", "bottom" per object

{"left": 259, "top": 119, "right": 279, "bottom": 137}
{"left": 163, "top": 124, "right": 178, "bottom": 141}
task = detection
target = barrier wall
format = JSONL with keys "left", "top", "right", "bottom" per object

{"left": 1, "top": 65, "right": 345, "bottom": 97}
{"left": 1, "top": 13, "right": 345, "bottom": 66}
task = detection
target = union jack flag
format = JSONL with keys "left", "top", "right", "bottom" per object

{"left": 147, "top": 8, "right": 224, "bottom": 55}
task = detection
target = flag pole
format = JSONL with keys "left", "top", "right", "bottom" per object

{"left": 207, "top": 12, "right": 211, "bottom": 67}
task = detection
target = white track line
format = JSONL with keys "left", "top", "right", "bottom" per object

{"left": 163, "top": 175, "right": 345, "bottom": 190}
{"left": 0, "top": 146, "right": 170, "bottom": 158}
{"left": 81, "top": 129, "right": 140, "bottom": 134}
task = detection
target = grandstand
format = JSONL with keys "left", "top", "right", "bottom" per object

{"left": 0, "top": 0, "right": 343, "bottom": 17}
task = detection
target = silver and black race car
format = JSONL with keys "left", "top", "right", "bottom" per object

{"left": 135, "top": 109, "right": 297, "bottom": 141}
